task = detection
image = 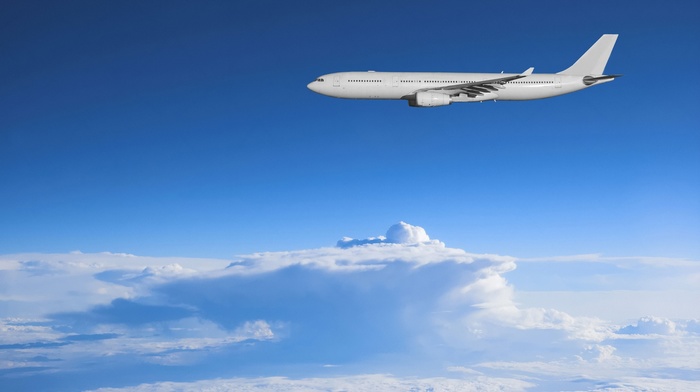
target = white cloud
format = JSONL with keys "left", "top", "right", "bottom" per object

{"left": 336, "top": 235, "right": 387, "bottom": 248}
{"left": 0, "top": 318, "right": 60, "bottom": 345}
{"left": 0, "top": 222, "right": 698, "bottom": 391}
{"left": 509, "top": 253, "right": 700, "bottom": 325}
{"left": 517, "top": 254, "right": 699, "bottom": 268}
{"left": 515, "top": 290, "right": 700, "bottom": 322}
{"left": 476, "top": 356, "right": 700, "bottom": 391}
{"left": 0, "top": 252, "right": 231, "bottom": 318}
{"left": 87, "top": 374, "right": 535, "bottom": 392}
{"left": 618, "top": 316, "right": 678, "bottom": 336}
{"left": 336, "top": 221, "right": 440, "bottom": 248}
{"left": 385, "top": 221, "right": 432, "bottom": 244}
{"left": 685, "top": 319, "right": 700, "bottom": 334}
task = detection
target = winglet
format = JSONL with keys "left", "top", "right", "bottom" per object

{"left": 521, "top": 67, "right": 534, "bottom": 76}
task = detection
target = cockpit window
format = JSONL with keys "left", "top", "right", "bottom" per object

{"left": 316, "top": 78, "right": 324, "bottom": 82}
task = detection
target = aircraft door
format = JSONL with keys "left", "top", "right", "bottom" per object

{"left": 555, "top": 76, "right": 562, "bottom": 88}
{"left": 333, "top": 75, "right": 341, "bottom": 87}
{"left": 392, "top": 76, "right": 399, "bottom": 87}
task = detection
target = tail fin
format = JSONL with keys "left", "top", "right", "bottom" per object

{"left": 558, "top": 34, "right": 618, "bottom": 75}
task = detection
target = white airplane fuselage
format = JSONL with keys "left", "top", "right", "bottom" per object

{"left": 308, "top": 72, "right": 605, "bottom": 101}
{"left": 307, "top": 35, "right": 620, "bottom": 107}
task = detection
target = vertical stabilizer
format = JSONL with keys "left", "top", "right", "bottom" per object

{"left": 558, "top": 34, "right": 618, "bottom": 75}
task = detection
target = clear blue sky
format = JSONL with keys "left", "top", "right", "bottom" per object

{"left": 2, "top": 0, "right": 698, "bottom": 259}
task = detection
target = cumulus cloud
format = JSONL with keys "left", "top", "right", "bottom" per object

{"left": 336, "top": 221, "right": 439, "bottom": 248}
{"left": 0, "top": 222, "right": 698, "bottom": 391}
{"left": 618, "top": 316, "right": 678, "bottom": 336}
{"left": 386, "top": 221, "right": 432, "bottom": 244}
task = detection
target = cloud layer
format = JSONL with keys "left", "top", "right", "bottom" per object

{"left": 1, "top": 222, "right": 698, "bottom": 391}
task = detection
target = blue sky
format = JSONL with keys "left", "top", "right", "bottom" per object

{"left": 2, "top": 0, "right": 698, "bottom": 258}
{"left": 1, "top": 1, "right": 699, "bottom": 391}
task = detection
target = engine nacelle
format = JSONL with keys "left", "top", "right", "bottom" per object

{"left": 411, "top": 92, "right": 452, "bottom": 107}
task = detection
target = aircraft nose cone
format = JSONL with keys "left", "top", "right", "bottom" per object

{"left": 307, "top": 81, "right": 318, "bottom": 92}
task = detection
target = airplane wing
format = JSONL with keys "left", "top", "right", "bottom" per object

{"left": 411, "top": 67, "right": 534, "bottom": 98}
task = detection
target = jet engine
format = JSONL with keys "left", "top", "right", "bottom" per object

{"left": 411, "top": 92, "right": 452, "bottom": 107}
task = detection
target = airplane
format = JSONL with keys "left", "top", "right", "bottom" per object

{"left": 307, "top": 34, "right": 621, "bottom": 107}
